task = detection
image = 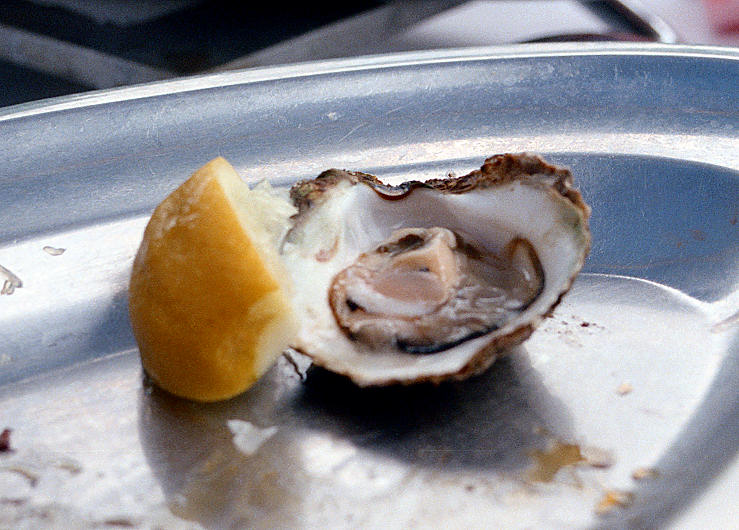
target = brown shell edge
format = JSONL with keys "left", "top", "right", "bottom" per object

{"left": 292, "top": 321, "right": 537, "bottom": 388}
{"left": 290, "top": 153, "right": 591, "bottom": 227}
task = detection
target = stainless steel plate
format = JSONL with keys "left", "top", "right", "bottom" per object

{"left": 0, "top": 43, "right": 737, "bottom": 528}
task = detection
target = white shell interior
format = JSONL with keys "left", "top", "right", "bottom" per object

{"left": 281, "top": 177, "right": 589, "bottom": 385}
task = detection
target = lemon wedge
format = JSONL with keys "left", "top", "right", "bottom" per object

{"left": 129, "top": 157, "right": 297, "bottom": 402}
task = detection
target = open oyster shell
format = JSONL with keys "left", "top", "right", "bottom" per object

{"left": 282, "top": 153, "right": 591, "bottom": 386}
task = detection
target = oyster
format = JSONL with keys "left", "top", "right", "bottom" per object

{"left": 281, "top": 153, "right": 591, "bottom": 386}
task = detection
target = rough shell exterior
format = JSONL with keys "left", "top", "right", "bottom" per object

{"left": 291, "top": 153, "right": 590, "bottom": 220}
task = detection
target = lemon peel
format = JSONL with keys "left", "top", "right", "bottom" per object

{"left": 129, "top": 157, "right": 297, "bottom": 402}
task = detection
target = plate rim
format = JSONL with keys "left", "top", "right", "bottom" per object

{"left": 1, "top": 42, "right": 737, "bottom": 123}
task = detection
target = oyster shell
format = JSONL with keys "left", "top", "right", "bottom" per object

{"left": 282, "top": 153, "right": 590, "bottom": 386}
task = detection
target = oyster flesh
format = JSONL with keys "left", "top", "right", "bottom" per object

{"left": 282, "top": 153, "right": 591, "bottom": 386}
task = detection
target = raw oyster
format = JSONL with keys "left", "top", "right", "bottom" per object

{"left": 282, "top": 153, "right": 591, "bottom": 386}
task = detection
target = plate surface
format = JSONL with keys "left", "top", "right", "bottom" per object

{"left": 0, "top": 43, "right": 737, "bottom": 528}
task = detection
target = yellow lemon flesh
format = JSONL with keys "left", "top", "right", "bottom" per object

{"left": 129, "top": 157, "right": 297, "bottom": 402}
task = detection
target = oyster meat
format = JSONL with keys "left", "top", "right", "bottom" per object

{"left": 282, "top": 153, "right": 591, "bottom": 386}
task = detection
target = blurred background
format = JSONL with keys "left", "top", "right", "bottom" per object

{"left": 1, "top": 0, "right": 737, "bottom": 108}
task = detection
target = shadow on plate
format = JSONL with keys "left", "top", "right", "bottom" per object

{"left": 137, "top": 347, "right": 575, "bottom": 527}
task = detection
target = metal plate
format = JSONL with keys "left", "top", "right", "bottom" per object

{"left": 0, "top": 43, "right": 737, "bottom": 528}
